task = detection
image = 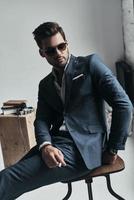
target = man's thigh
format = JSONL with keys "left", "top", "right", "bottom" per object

{"left": 0, "top": 146, "right": 87, "bottom": 199}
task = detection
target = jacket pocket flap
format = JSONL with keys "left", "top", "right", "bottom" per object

{"left": 87, "top": 125, "right": 104, "bottom": 133}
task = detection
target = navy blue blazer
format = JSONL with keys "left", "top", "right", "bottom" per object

{"left": 34, "top": 54, "right": 132, "bottom": 169}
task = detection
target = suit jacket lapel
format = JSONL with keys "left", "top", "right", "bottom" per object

{"left": 64, "top": 55, "right": 88, "bottom": 109}
{"left": 64, "top": 55, "right": 77, "bottom": 109}
{"left": 44, "top": 55, "right": 80, "bottom": 112}
{"left": 44, "top": 74, "right": 63, "bottom": 113}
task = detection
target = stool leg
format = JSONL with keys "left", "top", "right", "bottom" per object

{"left": 62, "top": 183, "right": 72, "bottom": 200}
{"left": 86, "top": 179, "right": 93, "bottom": 200}
{"left": 105, "top": 175, "right": 125, "bottom": 200}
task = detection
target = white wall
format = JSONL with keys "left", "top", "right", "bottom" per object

{"left": 0, "top": 0, "right": 124, "bottom": 108}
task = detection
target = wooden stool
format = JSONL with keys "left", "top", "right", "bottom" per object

{"left": 62, "top": 155, "right": 125, "bottom": 200}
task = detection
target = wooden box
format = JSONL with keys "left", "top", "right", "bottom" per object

{"left": 0, "top": 112, "right": 36, "bottom": 167}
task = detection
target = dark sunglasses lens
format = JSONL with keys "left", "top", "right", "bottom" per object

{"left": 45, "top": 47, "right": 56, "bottom": 56}
{"left": 45, "top": 43, "right": 67, "bottom": 56}
{"left": 57, "top": 43, "right": 67, "bottom": 51}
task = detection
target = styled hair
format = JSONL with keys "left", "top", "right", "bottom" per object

{"left": 32, "top": 22, "right": 66, "bottom": 48}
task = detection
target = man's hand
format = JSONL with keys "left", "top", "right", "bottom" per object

{"left": 102, "top": 151, "right": 118, "bottom": 165}
{"left": 41, "top": 144, "right": 66, "bottom": 168}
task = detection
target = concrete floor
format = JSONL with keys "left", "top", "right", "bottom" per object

{"left": 0, "top": 134, "right": 134, "bottom": 200}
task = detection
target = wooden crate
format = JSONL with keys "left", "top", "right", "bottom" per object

{"left": 0, "top": 112, "right": 36, "bottom": 167}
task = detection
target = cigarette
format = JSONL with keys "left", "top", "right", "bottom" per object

{"left": 58, "top": 163, "right": 62, "bottom": 167}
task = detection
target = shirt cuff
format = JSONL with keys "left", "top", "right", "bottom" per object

{"left": 39, "top": 141, "right": 51, "bottom": 150}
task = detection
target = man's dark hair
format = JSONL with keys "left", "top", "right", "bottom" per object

{"left": 33, "top": 22, "right": 66, "bottom": 48}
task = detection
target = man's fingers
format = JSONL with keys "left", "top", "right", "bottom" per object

{"left": 50, "top": 153, "right": 60, "bottom": 165}
{"left": 42, "top": 146, "right": 66, "bottom": 168}
{"left": 58, "top": 150, "right": 63, "bottom": 157}
{"left": 48, "top": 152, "right": 66, "bottom": 167}
{"left": 55, "top": 153, "right": 66, "bottom": 167}
{"left": 45, "top": 155, "right": 59, "bottom": 168}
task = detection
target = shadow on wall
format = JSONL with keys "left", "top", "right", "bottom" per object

{"left": 116, "top": 61, "right": 134, "bottom": 106}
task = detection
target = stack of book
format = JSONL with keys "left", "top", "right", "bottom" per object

{"left": 1, "top": 100, "right": 27, "bottom": 115}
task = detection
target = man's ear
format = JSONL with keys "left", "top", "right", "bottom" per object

{"left": 39, "top": 49, "right": 46, "bottom": 58}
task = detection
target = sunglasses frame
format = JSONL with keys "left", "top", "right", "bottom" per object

{"left": 41, "top": 42, "right": 68, "bottom": 56}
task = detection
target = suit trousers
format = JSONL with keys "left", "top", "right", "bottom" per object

{"left": 0, "top": 131, "right": 89, "bottom": 200}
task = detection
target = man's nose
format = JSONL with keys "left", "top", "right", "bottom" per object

{"left": 55, "top": 48, "right": 62, "bottom": 55}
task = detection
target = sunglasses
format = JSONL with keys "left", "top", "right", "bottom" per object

{"left": 41, "top": 42, "right": 67, "bottom": 56}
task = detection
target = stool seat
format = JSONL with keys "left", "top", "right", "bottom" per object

{"left": 87, "top": 155, "right": 124, "bottom": 178}
{"left": 62, "top": 155, "right": 125, "bottom": 200}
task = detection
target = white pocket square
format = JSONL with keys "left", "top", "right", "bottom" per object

{"left": 72, "top": 74, "right": 84, "bottom": 80}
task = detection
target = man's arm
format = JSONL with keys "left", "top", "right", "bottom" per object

{"left": 90, "top": 54, "right": 133, "bottom": 163}
{"left": 34, "top": 80, "right": 66, "bottom": 168}
{"left": 34, "top": 78, "right": 55, "bottom": 146}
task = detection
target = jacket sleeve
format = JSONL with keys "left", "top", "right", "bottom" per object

{"left": 34, "top": 80, "right": 53, "bottom": 147}
{"left": 90, "top": 54, "right": 133, "bottom": 150}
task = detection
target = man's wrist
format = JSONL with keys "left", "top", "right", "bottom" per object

{"left": 107, "top": 148, "right": 118, "bottom": 156}
{"left": 39, "top": 141, "right": 52, "bottom": 150}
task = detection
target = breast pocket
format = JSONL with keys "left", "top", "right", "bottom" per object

{"left": 72, "top": 76, "right": 93, "bottom": 97}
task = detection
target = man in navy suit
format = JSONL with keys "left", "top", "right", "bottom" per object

{"left": 0, "top": 22, "right": 132, "bottom": 199}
